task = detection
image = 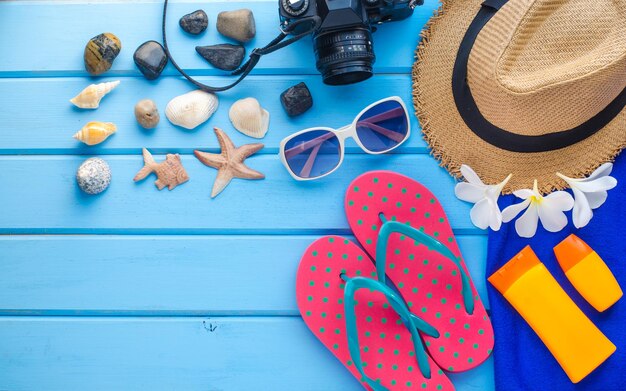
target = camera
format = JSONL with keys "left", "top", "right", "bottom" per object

{"left": 279, "top": 0, "right": 422, "bottom": 85}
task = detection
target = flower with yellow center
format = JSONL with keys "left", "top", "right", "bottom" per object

{"left": 502, "top": 180, "right": 574, "bottom": 238}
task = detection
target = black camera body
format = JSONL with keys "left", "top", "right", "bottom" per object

{"left": 279, "top": 0, "right": 422, "bottom": 85}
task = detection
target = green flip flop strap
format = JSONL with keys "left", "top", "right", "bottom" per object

{"left": 342, "top": 275, "right": 433, "bottom": 390}
{"left": 376, "top": 215, "right": 475, "bottom": 315}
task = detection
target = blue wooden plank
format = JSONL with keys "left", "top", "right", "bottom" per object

{"left": 0, "top": 75, "right": 429, "bottom": 155}
{"left": 0, "top": 0, "right": 439, "bottom": 77}
{"left": 0, "top": 317, "right": 494, "bottom": 391}
{"left": 0, "top": 234, "right": 488, "bottom": 314}
{"left": 0, "top": 154, "right": 477, "bottom": 234}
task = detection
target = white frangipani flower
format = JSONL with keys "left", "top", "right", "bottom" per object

{"left": 455, "top": 164, "right": 512, "bottom": 231}
{"left": 556, "top": 163, "right": 617, "bottom": 229}
{"left": 502, "top": 180, "right": 574, "bottom": 238}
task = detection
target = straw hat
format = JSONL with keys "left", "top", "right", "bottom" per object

{"left": 413, "top": 0, "right": 626, "bottom": 193}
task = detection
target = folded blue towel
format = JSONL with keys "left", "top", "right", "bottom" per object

{"left": 487, "top": 155, "right": 625, "bottom": 390}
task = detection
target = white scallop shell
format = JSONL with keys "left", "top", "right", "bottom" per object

{"left": 165, "top": 90, "right": 219, "bottom": 130}
{"left": 70, "top": 80, "right": 120, "bottom": 109}
{"left": 228, "top": 97, "right": 269, "bottom": 139}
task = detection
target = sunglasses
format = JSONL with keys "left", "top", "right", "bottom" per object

{"left": 279, "top": 97, "right": 410, "bottom": 180}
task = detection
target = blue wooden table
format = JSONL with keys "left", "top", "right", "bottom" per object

{"left": 0, "top": 0, "right": 495, "bottom": 389}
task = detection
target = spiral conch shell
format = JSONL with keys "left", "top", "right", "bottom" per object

{"left": 70, "top": 81, "right": 120, "bottom": 109}
{"left": 165, "top": 90, "right": 219, "bottom": 130}
{"left": 73, "top": 121, "right": 117, "bottom": 145}
{"left": 228, "top": 97, "right": 269, "bottom": 139}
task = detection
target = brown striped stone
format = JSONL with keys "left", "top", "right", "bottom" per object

{"left": 84, "top": 33, "right": 122, "bottom": 76}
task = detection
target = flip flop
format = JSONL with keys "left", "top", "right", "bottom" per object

{"left": 297, "top": 236, "right": 454, "bottom": 390}
{"left": 345, "top": 171, "right": 494, "bottom": 372}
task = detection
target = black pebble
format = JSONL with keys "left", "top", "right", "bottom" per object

{"left": 195, "top": 44, "right": 245, "bottom": 71}
{"left": 280, "top": 82, "right": 313, "bottom": 117}
{"left": 133, "top": 41, "right": 168, "bottom": 80}
{"left": 179, "top": 10, "right": 208, "bottom": 35}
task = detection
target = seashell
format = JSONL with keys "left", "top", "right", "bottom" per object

{"left": 73, "top": 121, "right": 117, "bottom": 146}
{"left": 70, "top": 81, "right": 120, "bottom": 109}
{"left": 228, "top": 97, "right": 269, "bottom": 139}
{"left": 76, "top": 157, "right": 111, "bottom": 195}
{"left": 165, "top": 90, "right": 218, "bottom": 130}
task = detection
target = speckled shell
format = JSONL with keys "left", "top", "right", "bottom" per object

{"left": 76, "top": 157, "right": 111, "bottom": 195}
{"left": 73, "top": 121, "right": 117, "bottom": 146}
{"left": 165, "top": 90, "right": 218, "bottom": 130}
{"left": 228, "top": 97, "right": 269, "bottom": 139}
{"left": 84, "top": 33, "right": 122, "bottom": 76}
{"left": 70, "top": 80, "right": 120, "bottom": 109}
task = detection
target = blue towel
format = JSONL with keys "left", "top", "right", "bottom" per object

{"left": 486, "top": 155, "right": 626, "bottom": 390}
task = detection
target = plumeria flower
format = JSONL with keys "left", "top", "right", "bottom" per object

{"left": 502, "top": 180, "right": 574, "bottom": 238}
{"left": 556, "top": 163, "right": 617, "bottom": 229}
{"left": 455, "top": 164, "right": 512, "bottom": 231}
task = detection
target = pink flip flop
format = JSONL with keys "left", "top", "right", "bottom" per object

{"left": 296, "top": 236, "right": 454, "bottom": 390}
{"left": 345, "top": 171, "right": 494, "bottom": 372}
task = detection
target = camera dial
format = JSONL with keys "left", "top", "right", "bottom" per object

{"left": 282, "top": 0, "right": 310, "bottom": 16}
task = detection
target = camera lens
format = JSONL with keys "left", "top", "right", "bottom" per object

{"left": 314, "top": 28, "right": 375, "bottom": 86}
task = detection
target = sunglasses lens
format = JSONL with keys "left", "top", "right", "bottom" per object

{"left": 283, "top": 129, "right": 341, "bottom": 179}
{"left": 356, "top": 100, "right": 408, "bottom": 152}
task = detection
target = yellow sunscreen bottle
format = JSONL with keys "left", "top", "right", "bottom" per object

{"left": 554, "top": 234, "right": 622, "bottom": 312}
{"left": 489, "top": 246, "right": 616, "bottom": 383}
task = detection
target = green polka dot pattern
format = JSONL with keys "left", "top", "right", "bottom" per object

{"left": 296, "top": 235, "right": 454, "bottom": 389}
{"left": 345, "top": 171, "right": 494, "bottom": 373}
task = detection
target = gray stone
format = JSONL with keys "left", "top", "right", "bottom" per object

{"left": 280, "top": 82, "right": 313, "bottom": 117}
{"left": 195, "top": 44, "right": 245, "bottom": 71}
{"left": 179, "top": 9, "right": 208, "bottom": 35}
{"left": 133, "top": 41, "right": 168, "bottom": 80}
{"left": 216, "top": 9, "right": 256, "bottom": 43}
{"left": 76, "top": 158, "right": 111, "bottom": 195}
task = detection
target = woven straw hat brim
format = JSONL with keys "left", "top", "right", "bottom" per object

{"left": 413, "top": 0, "right": 626, "bottom": 194}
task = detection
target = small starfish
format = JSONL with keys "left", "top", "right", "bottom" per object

{"left": 194, "top": 127, "right": 265, "bottom": 198}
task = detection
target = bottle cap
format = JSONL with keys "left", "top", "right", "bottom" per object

{"left": 488, "top": 245, "right": 541, "bottom": 294}
{"left": 554, "top": 234, "right": 593, "bottom": 273}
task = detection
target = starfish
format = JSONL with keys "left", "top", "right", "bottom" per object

{"left": 194, "top": 127, "right": 265, "bottom": 198}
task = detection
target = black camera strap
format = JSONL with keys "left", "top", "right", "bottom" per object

{"left": 162, "top": 0, "right": 321, "bottom": 93}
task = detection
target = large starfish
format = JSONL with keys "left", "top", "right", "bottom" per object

{"left": 194, "top": 127, "right": 265, "bottom": 198}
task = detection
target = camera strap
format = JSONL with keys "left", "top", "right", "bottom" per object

{"left": 162, "top": 0, "right": 321, "bottom": 93}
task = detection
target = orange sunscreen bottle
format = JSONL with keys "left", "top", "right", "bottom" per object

{"left": 554, "top": 234, "right": 622, "bottom": 312}
{"left": 489, "top": 246, "right": 615, "bottom": 383}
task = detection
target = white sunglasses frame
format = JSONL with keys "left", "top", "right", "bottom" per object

{"left": 279, "top": 96, "right": 411, "bottom": 181}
